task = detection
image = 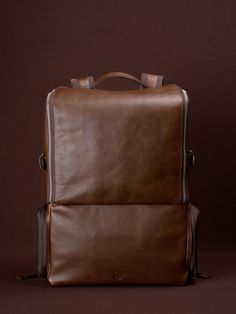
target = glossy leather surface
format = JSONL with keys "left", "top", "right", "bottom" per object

{"left": 46, "top": 84, "right": 185, "bottom": 204}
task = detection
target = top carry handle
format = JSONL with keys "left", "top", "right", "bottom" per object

{"left": 71, "top": 72, "right": 164, "bottom": 89}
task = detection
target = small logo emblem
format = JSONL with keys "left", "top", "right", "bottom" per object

{"left": 113, "top": 272, "right": 125, "bottom": 281}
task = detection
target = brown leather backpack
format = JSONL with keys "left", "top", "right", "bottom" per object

{"left": 19, "top": 72, "right": 199, "bottom": 286}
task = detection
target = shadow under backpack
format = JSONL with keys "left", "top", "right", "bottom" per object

{"left": 19, "top": 71, "right": 202, "bottom": 286}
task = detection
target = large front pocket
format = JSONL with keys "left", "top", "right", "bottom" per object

{"left": 46, "top": 203, "right": 188, "bottom": 286}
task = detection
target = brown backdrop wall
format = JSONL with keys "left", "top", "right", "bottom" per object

{"left": 0, "top": 0, "right": 235, "bottom": 258}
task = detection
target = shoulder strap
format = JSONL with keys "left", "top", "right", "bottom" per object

{"left": 71, "top": 76, "right": 94, "bottom": 89}
{"left": 141, "top": 73, "right": 164, "bottom": 88}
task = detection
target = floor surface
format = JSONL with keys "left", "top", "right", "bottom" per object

{"left": 1, "top": 252, "right": 236, "bottom": 314}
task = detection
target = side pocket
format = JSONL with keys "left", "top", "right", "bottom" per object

{"left": 16, "top": 205, "right": 48, "bottom": 280}
{"left": 187, "top": 204, "right": 200, "bottom": 277}
{"left": 37, "top": 204, "right": 48, "bottom": 278}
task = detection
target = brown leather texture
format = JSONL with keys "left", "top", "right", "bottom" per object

{"left": 47, "top": 203, "right": 189, "bottom": 286}
{"left": 45, "top": 84, "right": 186, "bottom": 204}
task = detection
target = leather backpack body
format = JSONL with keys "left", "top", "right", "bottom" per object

{"left": 20, "top": 72, "right": 199, "bottom": 286}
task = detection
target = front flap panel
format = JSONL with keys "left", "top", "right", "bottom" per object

{"left": 46, "top": 85, "right": 186, "bottom": 204}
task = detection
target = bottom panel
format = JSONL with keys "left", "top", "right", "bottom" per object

{"left": 46, "top": 204, "right": 189, "bottom": 286}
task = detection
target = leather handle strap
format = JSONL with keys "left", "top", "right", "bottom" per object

{"left": 71, "top": 72, "right": 164, "bottom": 89}
{"left": 94, "top": 72, "right": 147, "bottom": 88}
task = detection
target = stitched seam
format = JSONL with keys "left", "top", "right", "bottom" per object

{"left": 175, "top": 86, "right": 185, "bottom": 203}
{"left": 46, "top": 204, "right": 52, "bottom": 280}
{"left": 48, "top": 91, "right": 56, "bottom": 202}
{"left": 186, "top": 204, "right": 192, "bottom": 274}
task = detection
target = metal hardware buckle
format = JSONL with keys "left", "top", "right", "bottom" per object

{"left": 39, "top": 152, "right": 47, "bottom": 170}
{"left": 188, "top": 149, "right": 195, "bottom": 167}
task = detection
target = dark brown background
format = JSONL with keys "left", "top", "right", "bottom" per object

{"left": 0, "top": 0, "right": 235, "bottom": 313}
